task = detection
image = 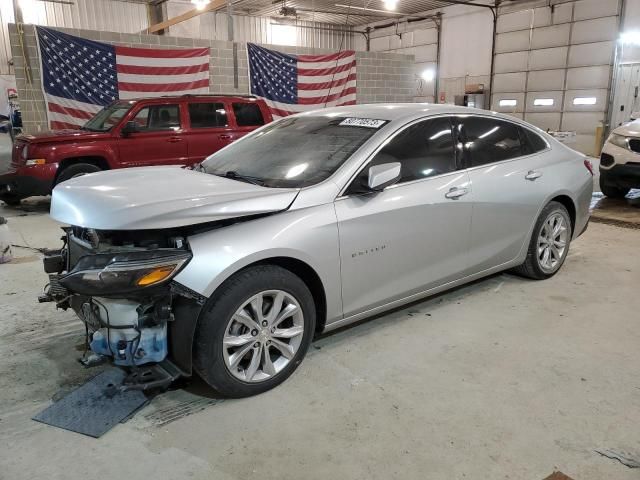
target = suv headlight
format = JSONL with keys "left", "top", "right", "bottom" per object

{"left": 59, "top": 250, "right": 191, "bottom": 295}
{"left": 608, "top": 133, "right": 630, "bottom": 150}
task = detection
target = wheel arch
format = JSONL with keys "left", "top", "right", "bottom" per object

{"left": 55, "top": 155, "right": 111, "bottom": 182}
{"left": 549, "top": 194, "right": 576, "bottom": 235}
{"left": 171, "top": 254, "right": 329, "bottom": 376}
{"left": 515, "top": 191, "right": 579, "bottom": 263}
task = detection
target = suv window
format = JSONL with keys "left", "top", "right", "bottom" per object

{"left": 520, "top": 127, "right": 548, "bottom": 154}
{"left": 132, "top": 104, "right": 181, "bottom": 131}
{"left": 84, "top": 102, "right": 131, "bottom": 132}
{"left": 233, "top": 102, "right": 265, "bottom": 127}
{"left": 347, "top": 117, "right": 456, "bottom": 194}
{"left": 189, "top": 102, "right": 228, "bottom": 128}
{"left": 461, "top": 117, "right": 524, "bottom": 167}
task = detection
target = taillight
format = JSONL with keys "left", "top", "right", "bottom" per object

{"left": 583, "top": 158, "right": 594, "bottom": 176}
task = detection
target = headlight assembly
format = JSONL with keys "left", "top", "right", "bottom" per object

{"left": 608, "top": 133, "right": 630, "bottom": 150}
{"left": 59, "top": 249, "right": 192, "bottom": 295}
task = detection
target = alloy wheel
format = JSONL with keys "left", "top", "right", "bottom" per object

{"left": 537, "top": 212, "right": 568, "bottom": 272}
{"left": 222, "top": 290, "right": 305, "bottom": 383}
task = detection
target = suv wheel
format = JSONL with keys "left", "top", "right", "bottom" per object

{"left": 0, "top": 195, "right": 22, "bottom": 206}
{"left": 512, "top": 201, "right": 572, "bottom": 280}
{"left": 194, "top": 265, "right": 316, "bottom": 398}
{"left": 55, "top": 163, "right": 101, "bottom": 185}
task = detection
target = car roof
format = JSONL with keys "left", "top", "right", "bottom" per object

{"left": 298, "top": 103, "right": 519, "bottom": 124}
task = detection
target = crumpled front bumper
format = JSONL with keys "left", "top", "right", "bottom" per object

{"left": 0, "top": 163, "right": 58, "bottom": 199}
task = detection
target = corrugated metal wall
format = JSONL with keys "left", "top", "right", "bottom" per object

{"left": 2, "top": 0, "right": 353, "bottom": 77}
{"left": 491, "top": 0, "right": 621, "bottom": 155}
{"left": 176, "top": 10, "right": 354, "bottom": 49}
{"left": 0, "top": 0, "right": 149, "bottom": 75}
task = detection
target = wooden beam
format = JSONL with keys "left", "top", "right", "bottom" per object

{"left": 145, "top": 0, "right": 227, "bottom": 34}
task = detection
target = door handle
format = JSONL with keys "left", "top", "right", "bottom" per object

{"left": 525, "top": 170, "right": 542, "bottom": 181}
{"left": 219, "top": 134, "right": 232, "bottom": 140}
{"left": 167, "top": 137, "right": 183, "bottom": 143}
{"left": 444, "top": 187, "right": 468, "bottom": 199}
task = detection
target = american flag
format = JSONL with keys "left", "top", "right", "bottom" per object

{"left": 36, "top": 26, "right": 210, "bottom": 130}
{"left": 247, "top": 43, "right": 356, "bottom": 119}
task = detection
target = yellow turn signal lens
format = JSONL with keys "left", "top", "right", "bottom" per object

{"left": 136, "top": 265, "right": 176, "bottom": 286}
{"left": 26, "top": 158, "right": 46, "bottom": 166}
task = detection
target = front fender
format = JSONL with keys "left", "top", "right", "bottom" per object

{"left": 173, "top": 203, "right": 342, "bottom": 323}
{"left": 56, "top": 143, "right": 118, "bottom": 167}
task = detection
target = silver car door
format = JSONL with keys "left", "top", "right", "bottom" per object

{"left": 458, "top": 116, "right": 548, "bottom": 273}
{"left": 334, "top": 116, "right": 473, "bottom": 318}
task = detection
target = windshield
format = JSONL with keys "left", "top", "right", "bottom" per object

{"left": 83, "top": 102, "right": 132, "bottom": 132}
{"left": 202, "top": 116, "right": 384, "bottom": 188}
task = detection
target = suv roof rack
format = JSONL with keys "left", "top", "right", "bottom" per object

{"left": 159, "top": 93, "right": 258, "bottom": 99}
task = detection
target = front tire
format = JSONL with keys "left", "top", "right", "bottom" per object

{"left": 194, "top": 265, "right": 316, "bottom": 398}
{"left": 512, "top": 201, "right": 572, "bottom": 280}
{"left": 0, "top": 195, "right": 22, "bottom": 206}
{"left": 55, "top": 163, "right": 101, "bottom": 185}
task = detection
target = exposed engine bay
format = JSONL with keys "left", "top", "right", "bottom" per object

{"left": 40, "top": 226, "right": 200, "bottom": 377}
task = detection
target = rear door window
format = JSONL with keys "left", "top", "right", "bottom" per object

{"left": 232, "top": 102, "right": 265, "bottom": 127}
{"left": 460, "top": 117, "right": 525, "bottom": 167}
{"left": 188, "top": 102, "right": 228, "bottom": 128}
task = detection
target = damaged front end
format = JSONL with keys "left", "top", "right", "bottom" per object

{"left": 40, "top": 226, "right": 204, "bottom": 387}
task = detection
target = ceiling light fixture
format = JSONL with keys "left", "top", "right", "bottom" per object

{"left": 383, "top": 0, "right": 398, "bottom": 10}
{"left": 191, "top": 0, "right": 210, "bottom": 10}
{"left": 334, "top": 4, "right": 405, "bottom": 15}
{"left": 421, "top": 68, "right": 435, "bottom": 82}
{"left": 620, "top": 31, "right": 640, "bottom": 45}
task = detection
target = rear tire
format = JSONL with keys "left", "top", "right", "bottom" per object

{"left": 194, "top": 265, "right": 316, "bottom": 398}
{"left": 55, "top": 163, "right": 101, "bottom": 185}
{"left": 512, "top": 201, "right": 572, "bottom": 280}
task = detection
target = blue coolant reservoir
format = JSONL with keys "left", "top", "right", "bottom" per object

{"left": 88, "top": 298, "right": 168, "bottom": 366}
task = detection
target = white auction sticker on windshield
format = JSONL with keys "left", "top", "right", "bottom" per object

{"left": 339, "top": 118, "right": 387, "bottom": 128}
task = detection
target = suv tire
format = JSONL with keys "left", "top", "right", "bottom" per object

{"left": 194, "top": 265, "right": 316, "bottom": 398}
{"left": 512, "top": 201, "right": 572, "bottom": 280}
{"left": 0, "top": 195, "right": 22, "bottom": 206}
{"left": 55, "top": 163, "right": 101, "bottom": 185}
{"left": 599, "top": 175, "right": 629, "bottom": 199}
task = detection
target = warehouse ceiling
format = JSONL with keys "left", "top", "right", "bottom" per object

{"left": 157, "top": 0, "right": 497, "bottom": 27}
{"left": 234, "top": 0, "right": 460, "bottom": 26}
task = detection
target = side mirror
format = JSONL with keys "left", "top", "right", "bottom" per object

{"left": 367, "top": 162, "right": 401, "bottom": 191}
{"left": 121, "top": 121, "right": 139, "bottom": 136}
{"left": 631, "top": 111, "right": 640, "bottom": 121}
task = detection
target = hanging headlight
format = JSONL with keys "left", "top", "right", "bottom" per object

{"left": 59, "top": 250, "right": 191, "bottom": 295}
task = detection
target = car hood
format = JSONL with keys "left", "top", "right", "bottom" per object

{"left": 50, "top": 166, "right": 299, "bottom": 230}
{"left": 19, "top": 129, "right": 111, "bottom": 144}
{"left": 613, "top": 119, "right": 640, "bottom": 138}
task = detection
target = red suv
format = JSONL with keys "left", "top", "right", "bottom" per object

{"left": 0, "top": 95, "right": 272, "bottom": 205}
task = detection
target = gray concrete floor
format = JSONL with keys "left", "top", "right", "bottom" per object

{"left": 1, "top": 199, "right": 639, "bottom": 480}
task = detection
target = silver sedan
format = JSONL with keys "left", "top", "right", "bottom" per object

{"left": 44, "top": 104, "right": 593, "bottom": 397}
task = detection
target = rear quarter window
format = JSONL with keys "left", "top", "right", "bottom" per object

{"left": 233, "top": 102, "right": 265, "bottom": 127}
{"left": 520, "top": 127, "right": 548, "bottom": 154}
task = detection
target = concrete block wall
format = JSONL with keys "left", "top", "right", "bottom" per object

{"left": 8, "top": 23, "right": 414, "bottom": 133}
